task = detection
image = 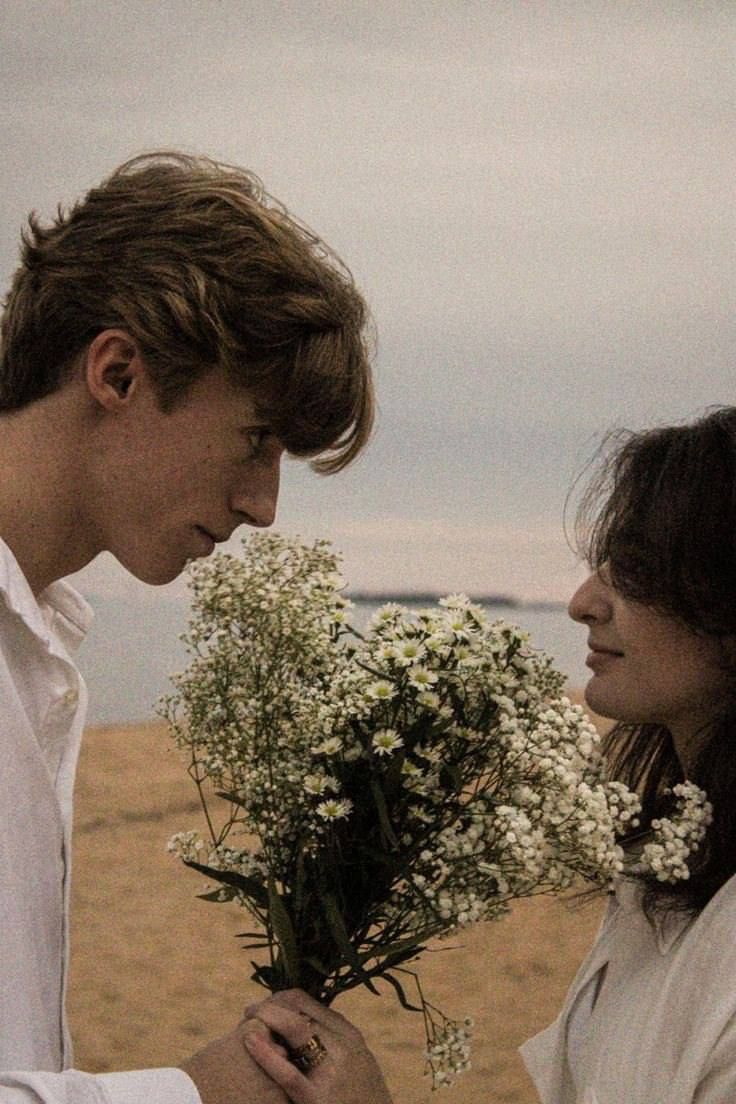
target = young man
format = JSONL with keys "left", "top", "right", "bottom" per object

{"left": 0, "top": 152, "right": 374, "bottom": 1104}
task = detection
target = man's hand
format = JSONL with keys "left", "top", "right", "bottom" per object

{"left": 180, "top": 1022, "right": 291, "bottom": 1104}
{"left": 243, "top": 989, "right": 394, "bottom": 1104}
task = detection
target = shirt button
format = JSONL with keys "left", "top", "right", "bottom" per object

{"left": 62, "top": 688, "right": 79, "bottom": 708}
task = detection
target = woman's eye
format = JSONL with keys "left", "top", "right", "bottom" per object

{"left": 245, "top": 429, "right": 269, "bottom": 459}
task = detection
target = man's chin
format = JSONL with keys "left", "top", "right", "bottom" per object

{"left": 114, "top": 551, "right": 190, "bottom": 587}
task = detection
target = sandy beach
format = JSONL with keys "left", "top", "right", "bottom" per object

{"left": 69, "top": 708, "right": 608, "bottom": 1104}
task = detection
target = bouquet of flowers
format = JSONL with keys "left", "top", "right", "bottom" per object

{"left": 162, "top": 534, "right": 710, "bottom": 1088}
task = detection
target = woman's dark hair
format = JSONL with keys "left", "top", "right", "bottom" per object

{"left": 574, "top": 407, "right": 736, "bottom": 917}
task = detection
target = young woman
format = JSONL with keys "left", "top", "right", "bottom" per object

{"left": 241, "top": 407, "right": 736, "bottom": 1104}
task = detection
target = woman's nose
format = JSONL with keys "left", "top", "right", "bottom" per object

{"left": 568, "top": 571, "right": 612, "bottom": 625}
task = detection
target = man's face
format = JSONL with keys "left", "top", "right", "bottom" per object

{"left": 89, "top": 367, "right": 284, "bottom": 585}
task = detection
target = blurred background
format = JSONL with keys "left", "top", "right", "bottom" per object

{"left": 1, "top": 1, "right": 734, "bottom": 721}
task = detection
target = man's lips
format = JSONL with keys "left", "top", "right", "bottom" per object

{"left": 197, "top": 526, "right": 230, "bottom": 544}
{"left": 194, "top": 526, "right": 217, "bottom": 552}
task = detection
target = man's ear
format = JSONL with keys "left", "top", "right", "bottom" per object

{"left": 84, "top": 329, "right": 146, "bottom": 411}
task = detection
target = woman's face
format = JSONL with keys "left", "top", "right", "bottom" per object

{"left": 568, "top": 566, "right": 729, "bottom": 772}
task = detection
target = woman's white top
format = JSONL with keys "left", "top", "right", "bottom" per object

{"left": 0, "top": 538, "right": 200, "bottom": 1103}
{"left": 520, "top": 875, "right": 736, "bottom": 1103}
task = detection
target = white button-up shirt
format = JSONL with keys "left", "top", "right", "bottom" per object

{"left": 521, "top": 875, "right": 736, "bottom": 1103}
{"left": 0, "top": 539, "right": 200, "bottom": 1104}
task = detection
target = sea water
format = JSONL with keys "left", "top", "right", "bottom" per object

{"left": 76, "top": 593, "right": 590, "bottom": 727}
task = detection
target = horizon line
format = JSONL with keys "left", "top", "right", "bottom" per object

{"left": 346, "top": 591, "right": 566, "bottom": 610}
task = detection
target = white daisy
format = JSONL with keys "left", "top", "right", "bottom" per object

{"left": 316, "top": 798, "right": 354, "bottom": 820}
{"left": 366, "top": 680, "right": 396, "bottom": 701}
{"left": 372, "top": 728, "right": 404, "bottom": 756}
{"left": 408, "top": 665, "right": 438, "bottom": 690}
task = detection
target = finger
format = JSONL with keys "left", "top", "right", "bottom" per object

{"left": 243, "top": 993, "right": 313, "bottom": 1024}
{"left": 251, "top": 1004, "right": 330, "bottom": 1052}
{"left": 243, "top": 1028, "right": 318, "bottom": 1104}
{"left": 266, "top": 990, "right": 358, "bottom": 1039}
{"left": 241, "top": 1018, "right": 290, "bottom": 1060}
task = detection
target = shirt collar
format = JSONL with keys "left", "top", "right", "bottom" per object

{"left": 612, "top": 876, "right": 693, "bottom": 954}
{"left": 0, "top": 537, "right": 93, "bottom": 655}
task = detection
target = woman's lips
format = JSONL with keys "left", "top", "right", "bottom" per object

{"left": 586, "top": 647, "right": 623, "bottom": 671}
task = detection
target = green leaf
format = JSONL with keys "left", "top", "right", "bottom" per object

{"left": 382, "top": 751, "right": 406, "bottom": 798}
{"left": 355, "top": 845, "right": 400, "bottom": 874}
{"left": 369, "top": 780, "right": 399, "bottom": 847}
{"left": 381, "top": 944, "right": 427, "bottom": 971}
{"left": 251, "top": 963, "right": 282, "bottom": 991}
{"left": 303, "top": 956, "right": 332, "bottom": 977}
{"left": 358, "top": 926, "right": 438, "bottom": 964}
{"left": 322, "top": 894, "right": 380, "bottom": 996}
{"left": 215, "top": 789, "right": 249, "bottom": 808}
{"left": 293, "top": 847, "right": 306, "bottom": 916}
{"left": 378, "top": 971, "right": 423, "bottom": 1013}
{"left": 197, "top": 888, "right": 233, "bottom": 902}
{"left": 184, "top": 860, "right": 269, "bottom": 909}
{"left": 440, "top": 762, "right": 463, "bottom": 793}
{"left": 268, "top": 878, "right": 301, "bottom": 988}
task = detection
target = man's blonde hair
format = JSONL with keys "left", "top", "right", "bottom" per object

{"left": 1, "top": 151, "right": 374, "bottom": 472}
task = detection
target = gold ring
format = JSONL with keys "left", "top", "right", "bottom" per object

{"left": 289, "top": 1033, "right": 328, "bottom": 1073}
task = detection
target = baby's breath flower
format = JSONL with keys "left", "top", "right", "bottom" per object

{"left": 633, "top": 782, "right": 712, "bottom": 883}
{"left": 167, "top": 830, "right": 204, "bottom": 862}
{"left": 425, "top": 1016, "right": 473, "bottom": 1089}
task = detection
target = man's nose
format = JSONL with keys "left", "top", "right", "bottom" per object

{"left": 233, "top": 457, "right": 281, "bottom": 528}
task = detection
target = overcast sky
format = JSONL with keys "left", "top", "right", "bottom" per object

{"left": 1, "top": 1, "right": 734, "bottom": 601}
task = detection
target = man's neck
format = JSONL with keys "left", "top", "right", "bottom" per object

{"left": 0, "top": 392, "right": 97, "bottom": 595}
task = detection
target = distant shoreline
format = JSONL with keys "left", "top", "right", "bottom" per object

{"left": 347, "top": 592, "right": 567, "bottom": 612}
{"left": 78, "top": 593, "right": 582, "bottom": 726}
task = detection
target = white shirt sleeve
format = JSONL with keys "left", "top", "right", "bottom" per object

{"left": 97, "top": 1068, "right": 201, "bottom": 1104}
{"left": 0, "top": 1067, "right": 201, "bottom": 1104}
